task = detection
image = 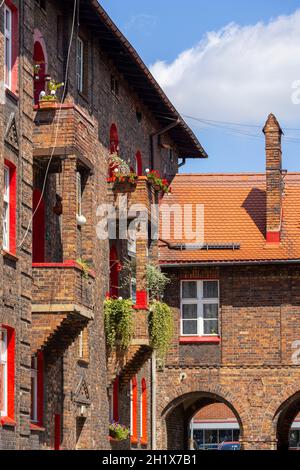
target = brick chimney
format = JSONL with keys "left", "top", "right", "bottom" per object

{"left": 263, "top": 113, "right": 283, "bottom": 243}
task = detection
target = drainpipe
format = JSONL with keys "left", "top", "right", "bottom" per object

{"left": 150, "top": 119, "right": 180, "bottom": 169}
{"left": 151, "top": 350, "right": 157, "bottom": 450}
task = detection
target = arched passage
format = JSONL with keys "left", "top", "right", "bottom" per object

{"left": 275, "top": 391, "right": 300, "bottom": 451}
{"left": 109, "top": 124, "right": 119, "bottom": 155}
{"left": 162, "top": 391, "right": 243, "bottom": 450}
{"left": 135, "top": 151, "right": 142, "bottom": 176}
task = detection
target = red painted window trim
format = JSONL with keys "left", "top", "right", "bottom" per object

{"left": 131, "top": 376, "right": 138, "bottom": 444}
{"left": 113, "top": 377, "right": 119, "bottom": 423}
{"left": 180, "top": 336, "right": 221, "bottom": 344}
{"left": 1, "top": 325, "right": 15, "bottom": 425}
{"left": 54, "top": 414, "right": 61, "bottom": 450}
{"left": 4, "top": 160, "right": 17, "bottom": 255}
{"left": 37, "top": 351, "right": 44, "bottom": 426}
{"left": 5, "top": 1, "right": 19, "bottom": 95}
{"left": 135, "top": 151, "right": 142, "bottom": 176}
{"left": 141, "top": 378, "right": 147, "bottom": 445}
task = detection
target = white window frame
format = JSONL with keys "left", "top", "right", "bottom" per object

{"left": 0, "top": 328, "right": 8, "bottom": 417}
{"left": 3, "top": 165, "right": 10, "bottom": 251}
{"left": 130, "top": 379, "right": 133, "bottom": 437}
{"left": 31, "top": 356, "right": 38, "bottom": 422}
{"left": 4, "top": 5, "right": 12, "bottom": 89}
{"left": 180, "top": 280, "right": 219, "bottom": 337}
{"left": 76, "top": 37, "right": 84, "bottom": 93}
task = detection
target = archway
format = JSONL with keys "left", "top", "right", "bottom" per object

{"left": 162, "top": 391, "right": 243, "bottom": 450}
{"left": 33, "top": 40, "right": 47, "bottom": 104}
{"left": 135, "top": 151, "right": 142, "bottom": 176}
{"left": 109, "top": 124, "right": 119, "bottom": 155}
{"left": 275, "top": 391, "right": 300, "bottom": 451}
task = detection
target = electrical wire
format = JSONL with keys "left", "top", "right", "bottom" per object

{"left": 18, "top": 0, "right": 77, "bottom": 249}
{"left": 0, "top": 1, "right": 6, "bottom": 8}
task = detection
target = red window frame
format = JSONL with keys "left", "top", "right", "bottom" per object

{"left": 135, "top": 151, "right": 142, "bottom": 176}
{"left": 4, "top": 1, "right": 19, "bottom": 95}
{"left": 130, "top": 376, "right": 138, "bottom": 444}
{"left": 109, "top": 245, "right": 119, "bottom": 298}
{"left": 1, "top": 325, "right": 15, "bottom": 426}
{"left": 3, "top": 160, "right": 17, "bottom": 255}
{"left": 141, "top": 378, "right": 147, "bottom": 445}
{"left": 32, "top": 188, "right": 45, "bottom": 263}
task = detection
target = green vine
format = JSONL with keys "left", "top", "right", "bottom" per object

{"left": 148, "top": 301, "right": 173, "bottom": 364}
{"left": 104, "top": 298, "right": 134, "bottom": 351}
{"left": 122, "top": 259, "right": 170, "bottom": 301}
{"left": 76, "top": 258, "right": 90, "bottom": 279}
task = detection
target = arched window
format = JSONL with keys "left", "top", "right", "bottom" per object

{"left": 135, "top": 151, "right": 142, "bottom": 176}
{"left": 130, "top": 376, "right": 138, "bottom": 444}
{"left": 140, "top": 378, "right": 147, "bottom": 445}
{"left": 33, "top": 40, "right": 47, "bottom": 104}
{"left": 110, "top": 124, "right": 119, "bottom": 155}
{"left": 109, "top": 245, "right": 119, "bottom": 298}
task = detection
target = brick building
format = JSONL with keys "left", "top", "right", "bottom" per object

{"left": 157, "top": 114, "right": 300, "bottom": 450}
{"left": 0, "top": 0, "right": 205, "bottom": 450}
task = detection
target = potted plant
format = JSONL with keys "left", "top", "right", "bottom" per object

{"left": 38, "top": 79, "right": 64, "bottom": 109}
{"left": 107, "top": 154, "right": 138, "bottom": 191}
{"left": 109, "top": 422, "right": 130, "bottom": 441}
{"left": 145, "top": 169, "right": 171, "bottom": 194}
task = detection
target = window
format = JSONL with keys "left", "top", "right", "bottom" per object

{"left": 30, "top": 352, "right": 43, "bottom": 425}
{"left": 3, "top": 161, "right": 16, "bottom": 254}
{"left": 135, "top": 151, "right": 142, "bottom": 176}
{"left": 112, "top": 377, "right": 119, "bottom": 423}
{"left": 110, "top": 74, "right": 119, "bottom": 96}
{"left": 3, "top": 166, "right": 10, "bottom": 251}
{"left": 0, "top": 325, "right": 15, "bottom": 423}
{"left": 76, "top": 37, "right": 84, "bottom": 93}
{"left": 140, "top": 378, "right": 147, "bottom": 445}
{"left": 181, "top": 280, "right": 219, "bottom": 336}
{"left": 0, "top": 329, "right": 8, "bottom": 417}
{"left": 130, "top": 377, "right": 138, "bottom": 444}
{"left": 4, "top": 5, "right": 12, "bottom": 89}
{"left": 31, "top": 357, "right": 38, "bottom": 422}
{"left": 78, "top": 328, "right": 89, "bottom": 362}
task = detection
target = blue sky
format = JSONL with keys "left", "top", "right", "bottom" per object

{"left": 100, "top": 1, "right": 300, "bottom": 174}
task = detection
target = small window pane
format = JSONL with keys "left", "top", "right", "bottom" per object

{"left": 203, "top": 281, "right": 218, "bottom": 298}
{"left": 182, "top": 281, "right": 197, "bottom": 298}
{"left": 204, "top": 319, "right": 219, "bottom": 335}
{"left": 182, "top": 304, "right": 197, "bottom": 319}
{"left": 182, "top": 320, "right": 197, "bottom": 335}
{"left": 203, "top": 303, "right": 218, "bottom": 319}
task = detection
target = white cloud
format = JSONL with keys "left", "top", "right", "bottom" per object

{"left": 150, "top": 11, "right": 300, "bottom": 127}
{"left": 124, "top": 14, "right": 157, "bottom": 36}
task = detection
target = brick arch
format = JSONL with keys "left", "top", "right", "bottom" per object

{"left": 260, "top": 382, "right": 300, "bottom": 448}
{"left": 158, "top": 380, "right": 252, "bottom": 450}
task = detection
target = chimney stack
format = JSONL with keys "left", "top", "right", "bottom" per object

{"left": 263, "top": 114, "right": 283, "bottom": 243}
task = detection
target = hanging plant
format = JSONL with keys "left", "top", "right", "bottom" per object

{"left": 148, "top": 301, "right": 173, "bottom": 364}
{"left": 104, "top": 298, "right": 134, "bottom": 350}
{"left": 109, "top": 422, "right": 130, "bottom": 441}
{"left": 76, "top": 258, "right": 91, "bottom": 279}
{"left": 146, "top": 169, "right": 171, "bottom": 194}
{"left": 146, "top": 263, "right": 171, "bottom": 301}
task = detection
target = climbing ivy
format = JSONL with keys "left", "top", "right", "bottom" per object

{"left": 148, "top": 301, "right": 174, "bottom": 364}
{"left": 104, "top": 298, "right": 134, "bottom": 351}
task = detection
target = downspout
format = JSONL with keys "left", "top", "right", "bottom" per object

{"left": 150, "top": 119, "right": 180, "bottom": 169}
{"left": 151, "top": 350, "right": 157, "bottom": 450}
{"left": 178, "top": 158, "right": 186, "bottom": 168}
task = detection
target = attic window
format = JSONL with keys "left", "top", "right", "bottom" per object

{"left": 111, "top": 75, "right": 119, "bottom": 96}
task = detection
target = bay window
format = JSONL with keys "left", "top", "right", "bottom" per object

{"left": 181, "top": 280, "right": 219, "bottom": 336}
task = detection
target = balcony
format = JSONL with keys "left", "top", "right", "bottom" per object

{"left": 107, "top": 176, "right": 158, "bottom": 221}
{"left": 33, "top": 102, "right": 96, "bottom": 170}
{"left": 31, "top": 261, "right": 95, "bottom": 353}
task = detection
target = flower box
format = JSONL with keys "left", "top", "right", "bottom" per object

{"left": 38, "top": 99, "right": 58, "bottom": 110}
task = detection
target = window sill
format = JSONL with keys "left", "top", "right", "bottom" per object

{"left": 2, "top": 250, "right": 18, "bottom": 262}
{"left": 1, "top": 416, "right": 16, "bottom": 427}
{"left": 180, "top": 336, "right": 221, "bottom": 344}
{"left": 141, "top": 438, "right": 148, "bottom": 446}
{"left": 30, "top": 423, "right": 45, "bottom": 432}
{"left": 130, "top": 437, "right": 138, "bottom": 445}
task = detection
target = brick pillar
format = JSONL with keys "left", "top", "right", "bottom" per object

{"left": 134, "top": 222, "right": 148, "bottom": 309}
{"left": 263, "top": 113, "right": 283, "bottom": 243}
{"left": 61, "top": 155, "right": 77, "bottom": 261}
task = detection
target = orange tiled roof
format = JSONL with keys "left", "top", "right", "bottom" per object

{"left": 158, "top": 173, "right": 300, "bottom": 265}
